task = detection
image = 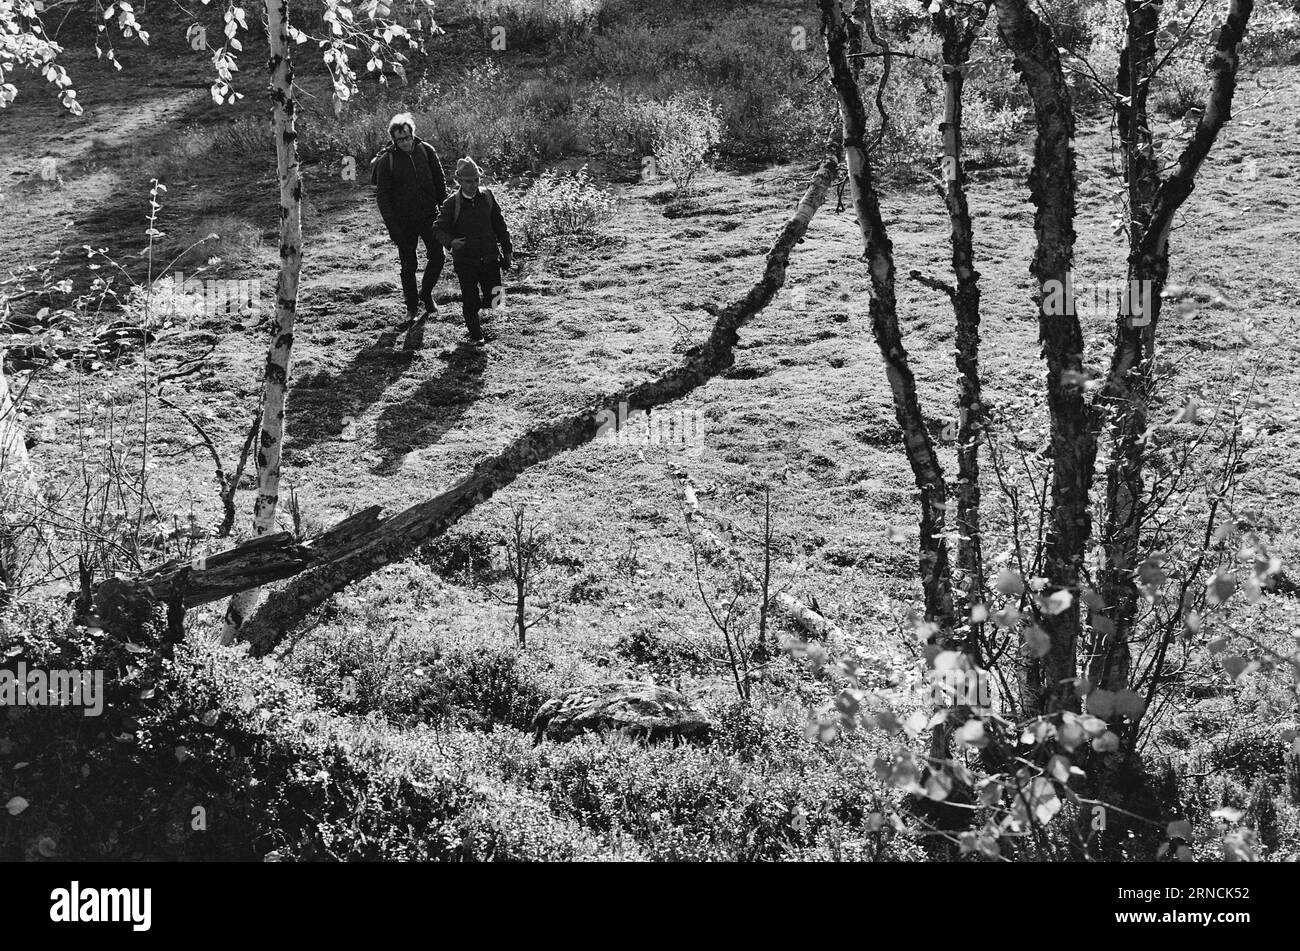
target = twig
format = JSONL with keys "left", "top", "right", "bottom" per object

{"left": 908, "top": 269, "right": 956, "bottom": 298}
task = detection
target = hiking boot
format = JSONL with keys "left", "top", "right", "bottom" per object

{"left": 400, "top": 306, "right": 419, "bottom": 331}
{"left": 421, "top": 296, "right": 438, "bottom": 319}
{"left": 403, "top": 317, "right": 427, "bottom": 351}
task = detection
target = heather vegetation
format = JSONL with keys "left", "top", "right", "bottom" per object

{"left": 1, "top": 0, "right": 1299, "bottom": 864}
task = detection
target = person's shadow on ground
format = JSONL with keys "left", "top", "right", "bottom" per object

{"left": 288, "top": 329, "right": 415, "bottom": 454}
{"left": 372, "top": 339, "right": 487, "bottom": 474}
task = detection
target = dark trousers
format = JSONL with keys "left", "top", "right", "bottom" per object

{"left": 454, "top": 258, "right": 502, "bottom": 339}
{"left": 395, "top": 220, "right": 445, "bottom": 313}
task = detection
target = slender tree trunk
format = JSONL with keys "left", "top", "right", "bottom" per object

{"left": 1091, "top": 0, "right": 1162, "bottom": 694}
{"left": 993, "top": 0, "right": 1085, "bottom": 716}
{"left": 1091, "top": 0, "right": 1255, "bottom": 694}
{"left": 820, "top": 0, "right": 956, "bottom": 640}
{"left": 515, "top": 578, "right": 527, "bottom": 647}
{"left": 223, "top": 0, "right": 304, "bottom": 644}
{"left": 933, "top": 4, "right": 988, "bottom": 659}
{"left": 0, "top": 365, "right": 39, "bottom": 607}
{"left": 0, "top": 367, "right": 36, "bottom": 499}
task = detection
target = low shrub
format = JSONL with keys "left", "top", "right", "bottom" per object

{"left": 527, "top": 728, "right": 910, "bottom": 861}
{"left": 460, "top": 0, "right": 602, "bottom": 51}
{"left": 576, "top": 12, "right": 832, "bottom": 163}
{"left": 1152, "top": 49, "right": 1210, "bottom": 119}
{"left": 278, "top": 590, "right": 577, "bottom": 731}
{"left": 576, "top": 89, "right": 721, "bottom": 192}
{"left": 417, "top": 529, "right": 498, "bottom": 585}
{"left": 1036, "top": 0, "right": 1097, "bottom": 49}
{"left": 297, "top": 106, "right": 395, "bottom": 166}
{"left": 575, "top": 85, "right": 658, "bottom": 156}
{"left": 515, "top": 165, "right": 616, "bottom": 246}
{"left": 647, "top": 93, "right": 722, "bottom": 195}
{"left": 0, "top": 609, "right": 601, "bottom": 860}
{"left": 613, "top": 625, "right": 717, "bottom": 678}
{"left": 1244, "top": 1, "right": 1300, "bottom": 64}
{"left": 215, "top": 114, "right": 274, "bottom": 158}
{"left": 413, "top": 60, "right": 583, "bottom": 173}
{"left": 964, "top": 92, "right": 1023, "bottom": 169}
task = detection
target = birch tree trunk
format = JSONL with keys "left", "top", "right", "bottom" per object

{"left": 993, "top": 0, "right": 1085, "bottom": 716}
{"left": 0, "top": 365, "right": 39, "bottom": 607}
{"left": 1091, "top": 0, "right": 1255, "bottom": 694}
{"left": 221, "top": 0, "right": 303, "bottom": 644}
{"left": 819, "top": 0, "right": 957, "bottom": 640}
{"left": 995, "top": 0, "right": 1253, "bottom": 715}
{"left": 1091, "top": 0, "right": 1163, "bottom": 696}
{"left": 0, "top": 367, "right": 36, "bottom": 498}
{"left": 932, "top": 3, "right": 988, "bottom": 659}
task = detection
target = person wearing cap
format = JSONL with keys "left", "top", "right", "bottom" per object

{"left": 373, "top": 112, "right": 447, "bottom": 350}
{"left": 432, "top": 156, "right": 513, "bottom": 345}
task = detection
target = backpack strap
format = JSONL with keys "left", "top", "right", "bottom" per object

{"left": 423, "top": 143, "right": 447, "bottom": 201}
{"left": 376, "top": 142, "right": 439, "bottom": 178}
{"left": 376, "top": 142, "right": 413, "bottom": 182}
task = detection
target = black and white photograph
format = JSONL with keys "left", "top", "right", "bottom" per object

{"left": 0, "top": 0, "right": 1296, "bottom": 925}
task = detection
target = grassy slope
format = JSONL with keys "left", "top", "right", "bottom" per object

{"left": 3, "top": 7, "right": 1300, "bottom": 853}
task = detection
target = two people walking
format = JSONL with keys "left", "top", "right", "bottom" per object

{"left": 373, "top": 112, "right": 513, "bottom": 348}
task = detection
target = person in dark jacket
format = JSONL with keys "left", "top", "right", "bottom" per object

{"left": 432, "top": 156, "right": 513, "bottom": 345}
{"left": 374, "top": 112, "right": 447, "bottom": 349}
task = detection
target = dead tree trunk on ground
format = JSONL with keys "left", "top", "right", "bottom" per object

{"left": 675, "top": 469, "right": 850, "bottom": 644}
{"left": 120, "top": 506, "right": 384, "bottom": 608}
{"left": 233, "top": 141, "right": 845, "bottom": 654}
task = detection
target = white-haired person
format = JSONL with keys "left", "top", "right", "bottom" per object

{"left": 372, "top": 112, "right": 447, "bottom": 349}
{"left": 432, "top": 156, "right": 513, "bottom": 345}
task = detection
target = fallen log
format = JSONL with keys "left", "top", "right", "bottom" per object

{"left": 135, "top": 532, "right": 313, "bottom": 607}
{"left": 3, "top": 323, "right": 158, "bottom": 373}
{"left": 98, "top": 144, "right": 842, "bottom": 653}
{"left": 238, "top": 145, "right": 843, "bottom": 655}
{"left": 673, "top": 468, "right": 849, "bottom": 645}
{"left": 124, "top": 504, "right": 385, "bottom": 609}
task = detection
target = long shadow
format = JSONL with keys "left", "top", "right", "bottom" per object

{"left": 39, "top": 93, "right": 270, "bottom": 293}
{"left": 372, "top": 339, "right": 487, "bottom": 475}
{"left": 288, "top": 330, "right": 414, "bottom": 453}
{"left": 34, "top": 74, "right": 366, "bottom": 304}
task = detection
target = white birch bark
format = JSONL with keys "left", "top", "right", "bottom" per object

{"left": 222, "top": 0, "right": 304, "bottom": 644}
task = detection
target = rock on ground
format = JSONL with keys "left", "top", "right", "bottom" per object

{"left": 532, "top": 681, "right": 714, "bottom": 744}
